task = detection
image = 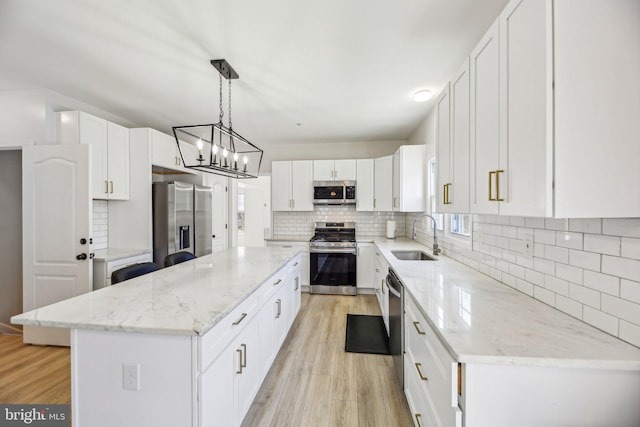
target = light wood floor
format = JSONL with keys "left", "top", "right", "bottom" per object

{"left": 0, "top": 294, "right": 412, "bottom": 426}
{"left": 242, "top": 293, "right": 413, "bottom": 427}
{"left": 0, "top": 334, "right": 71, "bottom": 404}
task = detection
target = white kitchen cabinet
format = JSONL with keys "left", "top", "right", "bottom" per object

{"left": 469, "top": 0, "right": 640, "bottom": 218}
{"left": 271, "top": 161, "right": 313, "bottom": 211}
{"left": 356, "top": 242, "right": 374, "bottom": 290}
{"left": 392, "top": 145, "right": 425, "bottom": 212}
{"left": 313, "top": 159, "right": 356, "bottom": 181}
{"left": 469, "top": 19, "right": 501, "bottom": 215}
{"left": 374, "top": 155, "right": 393, "bottom": 212}
{"left": 265, "top": 241, "right": 309, "bottom": 287}
{"left": 355, "top": 158, "right": 374, "bottom": 211}
{"left": 437, "top": 60, "right": 470, "bottom": 214}
{"left": 92, "top": 251, "right": 153, "bottom": 290}
{"left": 58, "top": 111, "right": 130, "bottom": 200}
{"left": 405, "top": 294, "right": 462, "bottom": 427}
{"left": 150, "top": 129, "right": 198, "bottom": 173}
{"left": 374, "top": 249, "right": 389, "bottom": 333}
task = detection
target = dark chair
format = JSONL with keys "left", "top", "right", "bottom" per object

{"left": 111, "top": 262, "right": 160, "bottom": 285}
{"left": 164, "top": 251, "right": 196, "bottom": 267}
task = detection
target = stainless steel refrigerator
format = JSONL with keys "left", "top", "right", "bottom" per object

{"left": 152, "top": 181, "right": 212, "bottom": 266}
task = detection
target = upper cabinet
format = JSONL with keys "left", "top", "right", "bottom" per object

{"left": 271, "top": 160, "right": 314, "bottom": 211}
{"left": 356, "top": 158, "right": 375, "bottom": 211}
{"left": 151, "top": 131, "right": 198, "bottom": 174}
{"left": 58, "top": 111, "right": 129, "bottom": 200}
{"left": 467, "top": 0, "right": 640, "bottom": 218}
{"left": 313, "top": 159, "right": 356, "bottom": 181}
{"left": 438, "top": 60, "right": 470, "bottom": 214}
{"left": 374, "top": 155, "right": 393, "bottom": 212}
{"left": 393, "top": 145, "right": 425, "bottom": 212}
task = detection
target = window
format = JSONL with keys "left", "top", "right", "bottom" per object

{"left": 451, "top": 213, "right": 471, "bottom": 236}
{"left": 428, "top": 158, "right": 444, "bottom": 230}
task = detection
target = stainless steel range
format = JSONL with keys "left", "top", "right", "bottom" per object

{"left": 309, "top": 222, "right": 357, "bottom": 295}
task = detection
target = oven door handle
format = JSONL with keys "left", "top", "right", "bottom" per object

{"left": 309, "top": 247, "right": 357, "bottom": 254}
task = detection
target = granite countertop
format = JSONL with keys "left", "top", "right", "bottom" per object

{"left": 374, "top": 238, "right": 640, "bottom": 370}
{"left": 12, "top": 247, "right": 301, "bottom": 336}
{"left": 92, "top": 247, "right": 152, "bottom": 262}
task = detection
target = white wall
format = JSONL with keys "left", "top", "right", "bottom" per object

{"left": 0, "top": 150, "right": 22, "bottom": 331}
{"left": 412, "top": 109, "right": 640, "bottom": 348}
{"left": 261, "top": 139, "right": 409, "bottom": 173}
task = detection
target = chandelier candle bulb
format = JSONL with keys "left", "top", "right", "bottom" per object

{"left": 197, "top": 139, "right": 204, "bottom": 162}
{"left": 223, "top": 148, "right": 228, "bottom": 167}
{"left": 212, "top": 145, "right": 218, "bottom": 165}
{"left": 243, "top": 155, "right": 248, "bottom": 173}
{"left": 233, "top": 153, "right": 239, "bottom": 170}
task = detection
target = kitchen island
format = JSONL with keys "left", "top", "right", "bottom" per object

{"left": 12, "top": 246, "right": 303, "bottom": 427}
{"left": 374, "top": 238, "right": 640, "bottom": 427}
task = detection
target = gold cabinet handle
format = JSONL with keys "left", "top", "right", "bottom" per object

{"left": 381, "top": 279, "right": 385, "bottom": 294}
{"left": 443, "top": 184, "right": 447, "bottom": 205}
{"left": 495, "top": 169, "right": 504, "bottom": 201}
{"left": 415, "top": 362, "right": 428, "bottom": 381}
{"left": 488, "top": 171, "right": 496, "bottom": 201}
{"left": 415, "top": 414, "right": 423, "bottom": 427}
{"left": 412, "top": 321, "right": 426, "bottom": 335}
{"left": 444, "top": 183, "right": 452, "bottom": 204}
{"left": 104, "top": 180, "right": 109, "bottom": 194}
{"left": 110, "top": 181, "right": 114, "bottom": 194}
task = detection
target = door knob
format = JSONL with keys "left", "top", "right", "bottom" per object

{"left": 80, "top": 238, "right": 87, "bottom": 245}
{"left": 76, "top": 253, "right": 87, "bottom": 260}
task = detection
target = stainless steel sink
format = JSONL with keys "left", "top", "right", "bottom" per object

{"left": 391, "top": 250, "right": 437, "bottom": 261}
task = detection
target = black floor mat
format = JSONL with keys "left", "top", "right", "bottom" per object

{"left": 345, "top": 314, "right": 391, "bottom": 355}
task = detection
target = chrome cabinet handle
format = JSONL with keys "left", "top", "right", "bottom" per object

{"left": 240, "top": 343, "right": 247, "bottom": 369}
{"left": 294, "top": 277, "right": 299, "bottom": 291}
{"left": 412, "top": 321, "right": 426, "bottom": 335}
{"left": 293, "top": 262, "right": 299, "bottom": 266}
{"left": 275, "top": 299, "right": 282, "bottom": 318}
{"left": 273, "top": 279, "right": 282, "bottom": 286}
{"left": 236, "top": 347, "right": 243, "bottom": 374}
{"left": 232, "top": 313, "right": 247, "bottom": 326}
{"left": 415, "top": 363, "right": 428, "bottom": 381}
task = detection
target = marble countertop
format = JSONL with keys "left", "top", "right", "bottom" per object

{"left": 264, "top": 235, "right": 311, "bottom": 242}
{"left": 374, "top": 238, "right": 640, "bottom": 370}
{"left": 93, "top": 247, "right": 152, "bottom": 262}
{"left": 12, "top": 247, "right": 301, "bottom": 336}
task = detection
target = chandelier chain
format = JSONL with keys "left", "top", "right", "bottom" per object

{"left": 228, "top": 79, "right": 233, "bottom": 129}
{"left": 218, "top": 74, "right": 224, "bottom": 124}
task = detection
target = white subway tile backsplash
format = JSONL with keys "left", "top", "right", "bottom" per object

{"left": 555, "top": 232, "right": 583, "bottom": 250}
{"left": 555, "top": 295, "right": 583, "bottom": 319}
{"left": 568, "top": 283, "right": 600, "bottom": 309}
{"left": 601, "top": 295, "right": 640, "bottom": 327}
{"left": 533, "top": 258, "right": 555, "bottom": 276}
{"left": 525, "top": 269, "right": 545, "bottom": 287}
{"left": 584, "top": 234, "right": 620, "bottom": 256}
{"left": 619, "top": 320, "right": 640, "bottom": 348}
{"left": 555, "top": 263, "right": 583, "bottom": 285}
{"left": 583, "top": 307, "right": 619, "bottom": 336}
{"left": 525, "top": 217, "right": 545, "bottom": 229}
{"left": 545, "top": 218, "right": 570, "bottom": 231}
{"left": 621, "top": 238, "right": 640, "bottom": 260}
{"left": 534, "top": 286, "right": 556, "bottom": 306}
{"left": 602, "top": 255, "right": 640, "bottom": 282}
{"left": 516, "top": 279, "right": 534, "bottom": 296}
{"left": 621, "top": 280, "right": 640, "bottom": 305}
{"left": 569, "top": 218, "right": 602, "bottom": 234}
{"left": 534, "top": 229, "right": 555, "bottom": 245}
{"left": 602, "top": 218, "right": 640, "bottom": 238}
{"left": 92, "top": 200, "right": 108, "bottom": 251}
{"left": 568, "top": 249, "right": 600, "bottom": 272}
{"left": 544, "top": 245, "right": 569, "bottom": 264}
{"left": 545, "top": 276, "right": 569, "bottom": 296}
{"left": 583, "top": 270, "right": 620, "bottom": 297}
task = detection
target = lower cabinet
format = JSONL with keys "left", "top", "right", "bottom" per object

{"left": 356, "top": 242, "right": 374, "bottom": 290}
{"left": 374, "top": 249, "right": 390, "bottom": 333}
{"left": 200, "top": 254, "right": 302, "bottom": 427}
{"left": 404, "top": 294, "right": 462, "bottom": 427}
{"left": 266, "top": 241, "right": 310, "bottom": 287}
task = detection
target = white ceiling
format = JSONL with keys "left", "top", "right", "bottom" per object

{"left": 0, "top": 0, "right": 509, "bottom": 147}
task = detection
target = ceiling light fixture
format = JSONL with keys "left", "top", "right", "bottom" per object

{"left": 173, "top": 59, "right": 263, "bottom": 179}
{"left": 412, "top": 89, "right": 433, "bottom": 102}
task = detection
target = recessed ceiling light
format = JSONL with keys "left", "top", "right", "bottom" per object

{"left": 413, "top": 90, "right": 432, "bottom": 102}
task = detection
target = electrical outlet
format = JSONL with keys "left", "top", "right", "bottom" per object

{"left": 524, "top": 237, "right": 533, "bottom": 257}
{"left": 123, "top": 363, "right": 140, "bottom": 391}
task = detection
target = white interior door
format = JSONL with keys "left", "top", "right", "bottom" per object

{"left": 22, "top": 144, "right": 92, "bottom": 346}
{"left": 204, "top": 173, "right": 229, "bottom": 252}
{"left": 241, "top": 176, "right": 271, "bottom": 247}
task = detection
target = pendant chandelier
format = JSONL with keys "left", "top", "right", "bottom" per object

{"left": 173, "top": 59, "right": 263, "bottom": 179}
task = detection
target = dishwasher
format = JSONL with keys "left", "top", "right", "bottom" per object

{"left": 386, "top": 268, "right": 404, "bottom": 387}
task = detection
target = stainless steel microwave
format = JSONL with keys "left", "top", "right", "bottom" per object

{"left": 313, "top": 181, "right": 356, "bottom": 205}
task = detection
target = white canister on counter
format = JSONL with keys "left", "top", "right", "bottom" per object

{"left": 386, "top": 220, "right": 396, "bottom": 238}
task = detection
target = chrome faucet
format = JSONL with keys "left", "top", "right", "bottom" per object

{"left": 412, "top": 214, "right": 441, "bottom": 256}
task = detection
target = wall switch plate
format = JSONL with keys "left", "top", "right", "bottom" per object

{"left": 123, "top": 363, "right": 140, "bottom": 391}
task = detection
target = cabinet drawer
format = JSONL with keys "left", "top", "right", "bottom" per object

{"left": 405, "top": 353, "right": 443, "bottom": 427}
{"left": 257, "top": 255, "right": 300, "bottom": 303}
{"left": 200, "top": 293, "right": 259, "bottom": 371}
{"left": 405, "top": 296, "right": 461, "bottom": 426}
